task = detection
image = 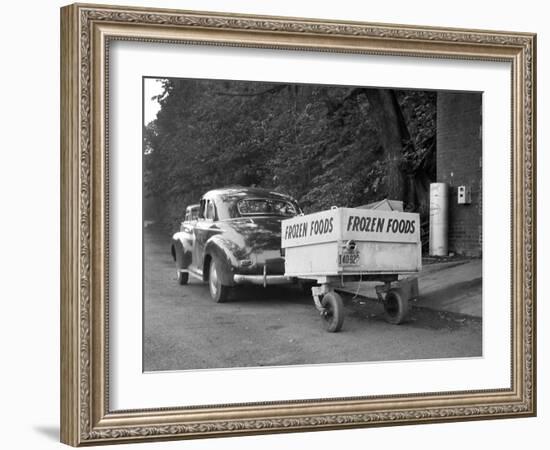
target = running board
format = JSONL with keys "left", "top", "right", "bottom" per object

{"left": 180, "top": 268, "right": 204, "bottom": 282}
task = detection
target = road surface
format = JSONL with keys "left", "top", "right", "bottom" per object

{"left": 143, "top": 227, "right": 482, "bottom": 371}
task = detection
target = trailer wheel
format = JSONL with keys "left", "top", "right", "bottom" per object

{"left": 383, "top": 289, "right": 409, "bottom": 325}
{"left": 321, "top": 292, "right": 344, "bottom": 332}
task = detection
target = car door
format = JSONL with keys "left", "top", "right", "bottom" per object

{"left": 193, "top": 197, "right": 217, "bottom": 274}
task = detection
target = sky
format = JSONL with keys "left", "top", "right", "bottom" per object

{"left": 143, "top": 78, "right": 164, "bottom": 126}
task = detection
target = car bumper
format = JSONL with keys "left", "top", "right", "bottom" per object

{"left": 233, "top": 274, "right": 294, "bottom": 286}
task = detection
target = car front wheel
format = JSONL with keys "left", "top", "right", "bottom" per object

{"left": 177, "top": 270, "right": 189, "bottom": 285}
{"left": 208, "top": 257, "right": 231, "bottom": 303}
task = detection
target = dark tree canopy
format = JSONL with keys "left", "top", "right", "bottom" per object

{"left": 144, "top": 78, "right": 436, "bottom": 231}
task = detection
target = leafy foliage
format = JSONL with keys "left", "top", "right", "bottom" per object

{"left": 144, "top": 79, "right": 436, "bottom": 231}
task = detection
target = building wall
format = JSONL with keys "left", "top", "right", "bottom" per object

{"left": 436, "top": 92, "right": 483, "bottom": 257}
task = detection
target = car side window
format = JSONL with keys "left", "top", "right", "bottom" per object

{"left": 198, "top": 199, "right": 206, "bottom": 220}
{"left": 205, "top": 200, "right": 216, "bottom": 221}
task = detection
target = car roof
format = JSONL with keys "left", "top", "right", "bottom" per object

{"left": 203, "top": 186, "right": 295, "bottom": 202}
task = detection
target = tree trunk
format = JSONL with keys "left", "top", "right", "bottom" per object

{"left": 364, "top": 89, "right": 409, "bottom": 202}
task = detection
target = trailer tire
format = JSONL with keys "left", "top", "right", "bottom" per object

{"left": 321, "top": 292, "right": 344, "bottom": 332}
{"left": 384, "top": 288, "right": 408, "bottom": 325}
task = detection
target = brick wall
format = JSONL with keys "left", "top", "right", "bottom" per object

{"left": 436, "top": 92, "right": 482, "bottom": 257}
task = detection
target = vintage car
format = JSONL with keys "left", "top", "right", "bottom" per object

{"left": 171, "top": 187, "right": 302, "bottom": 302}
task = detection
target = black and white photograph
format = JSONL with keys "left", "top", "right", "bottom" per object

{"left": 142, "top": 77, "right": 483, "bottom": 372}
{"left": 1, "top": 0, "right": 544, "bottom": 447}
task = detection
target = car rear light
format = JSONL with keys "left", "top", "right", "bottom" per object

{"left": 280, "top": 247, "right": 286, "bottom": 257}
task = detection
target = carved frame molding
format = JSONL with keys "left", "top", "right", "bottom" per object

{"left": 60, "top": 3, "right": 536, "bottom": 446}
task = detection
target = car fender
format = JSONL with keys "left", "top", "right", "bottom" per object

{"left": 204, "top": 236, "right": 239, "bottom": 286}
{"left": 171, "top": 231, "right": 192, "bottom": 271}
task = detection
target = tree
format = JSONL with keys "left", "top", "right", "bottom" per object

{"left": 144, "top": 78, "right": 436, "bottom": 231}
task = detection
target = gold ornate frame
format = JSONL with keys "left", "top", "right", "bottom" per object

{"left": 60, "top": 3, "right": 536, "bottom": 446}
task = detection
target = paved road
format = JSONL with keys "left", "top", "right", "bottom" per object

{"left": 144, "top": 227, "right": 482, "bottom": 372}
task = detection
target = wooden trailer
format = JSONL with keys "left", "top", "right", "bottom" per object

{"left": 282, "top": 207, "right": 421, "bottom": 332}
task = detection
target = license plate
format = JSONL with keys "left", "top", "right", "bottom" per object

{"left": 339, "top": 251, "right": 360, "bottom": 265}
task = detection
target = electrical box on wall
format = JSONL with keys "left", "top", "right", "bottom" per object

{"left": 457, "top": 185, "right": 471, "bottom": 204}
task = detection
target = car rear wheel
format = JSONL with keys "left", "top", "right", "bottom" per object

{"left": 209, "top": 257, "right": 231, "bottom": 303}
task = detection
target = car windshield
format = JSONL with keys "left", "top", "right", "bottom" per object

{"left": 185, "top": 206, "right": 199, "bottom": 221}
{"left": 236, "top": 198, "right": 298, "bottom": 217}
